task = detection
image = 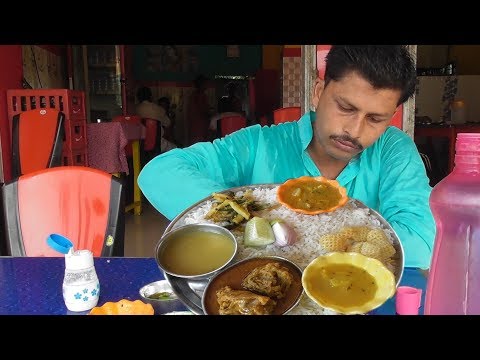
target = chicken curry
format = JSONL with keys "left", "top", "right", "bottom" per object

{"left": 203, "top": 258, "right": 303, "bottom": 315}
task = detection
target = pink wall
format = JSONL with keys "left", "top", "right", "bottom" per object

{"left": 0, "top": 45, "right": 23, "bottom": 183}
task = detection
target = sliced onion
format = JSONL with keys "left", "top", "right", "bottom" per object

{"left": 270, "top": 219, "right": 297, "bottom": 247}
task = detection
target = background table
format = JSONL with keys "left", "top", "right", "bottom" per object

{"left": 0, "top": 257, "right": 426, "bottom": 315}
{"left": 87, "top": 122, "right": 146, "bottom": 215}
{"left": 87, "top": 122, "right": 129, "bottom": 174}
{"left": 415, "top": 123, "right": 480, "bottom": 173}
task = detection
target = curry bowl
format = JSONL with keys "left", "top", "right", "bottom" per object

{"left": 301, "top": 252, "right": 396, "bottom": 315}
{"left": 202, "top": 256, "right": 304, "bottom": 315}
{"left": 277, "top": 176, "right": 349, "bottom": 215}
{"left": 155, "top": 223, "right": 238, "bottom": 280}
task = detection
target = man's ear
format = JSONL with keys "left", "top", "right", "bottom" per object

{"left": 311, "top": 78, "right": 325, "bottom": 111}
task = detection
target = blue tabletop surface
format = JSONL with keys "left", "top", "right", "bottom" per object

{"left": 0, "top": 257, "right": 426, "bottom": 315}
{"left": 372, "top": 267, "right": 427, "bottom": 315}
{"left": 0, "top": 257, "right": 187, "bottom": 315}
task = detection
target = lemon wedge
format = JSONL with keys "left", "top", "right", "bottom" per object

{"left": 243, "top": 217, "right": 275, "bottom": 247}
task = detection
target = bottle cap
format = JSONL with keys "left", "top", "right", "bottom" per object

{"left": 456, "top": 133, "right": 480, "bottom": 153}
{"left": 46, "top": 233, "right": 74, "bottom": 254}
{"left": 455, "top": 133, "right": 480, "bottom": 167}
{"left": 395, "top": 286, "right": 422, "bottom": 315}
{"left": 65, "top": 250, "right": 94, "bottom": 270}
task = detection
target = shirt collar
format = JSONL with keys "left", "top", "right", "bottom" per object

{"left": 298, "top": 110, "right": 362, "bottom": 180}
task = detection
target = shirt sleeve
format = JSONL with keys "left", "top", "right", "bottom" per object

{"left": 138, "top": 126, "right": 260, "bottom": 220}
{"left": 378, "top": 128, "right": 436, "bottom": 269}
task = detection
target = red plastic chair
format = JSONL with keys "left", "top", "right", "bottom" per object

{"left": 11, "top": 108, "right": 64, "bottom": 178}
{"left": 111, "top": 115, "right": 142, "bottom": 157}
{"left": 219, "top": 115, "right": 247, "bottom": 137}
{"left": 273, "top": 106, "right": 302, "bottom": 125}
{"left": 259, "top": 115, "right": 269, "bottom": 127}
{"left": 142, "top": 118, "right": 157, "bottom": 152}
{"left": 2, "top": 166, "right": 125, "bottom": 257}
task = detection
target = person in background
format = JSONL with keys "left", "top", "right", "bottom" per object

{"left": 217, "top": 82, "right": 243, "bottom": 114}
{"left": 157, "top": 96, "right": 176, "bottom": 146}
{"left": 186, "top": 75, "right": 214, "bottom": 145}
{"left": 135, "top": 86, "right": 176, "bottom": 154}
{"left": 158, "top": 96, "right": 174, "bottom": 120}
{"left": 209, "top": 82, "right": 246, "bottom": 138}
{"left": 138, "top": 45, "right": 435, "bottom": 269}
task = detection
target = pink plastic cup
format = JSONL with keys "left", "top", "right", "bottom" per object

{"left": 395, "top": 286, "right": 422, "bottom": 315}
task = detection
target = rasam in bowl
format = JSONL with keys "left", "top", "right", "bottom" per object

{"left": 155, "top": 223, "right": 238, "bottom": 280}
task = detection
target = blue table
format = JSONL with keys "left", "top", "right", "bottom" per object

{"left": 0, "top": 257, "right": 427, "bottom": 315}
{"left": 0, "top": 256, "right": 188, "bottom": 315}
{"left": 373, "top": 267, "right": 427, "bottom": 315}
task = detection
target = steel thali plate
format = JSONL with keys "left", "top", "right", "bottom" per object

{"left": 161, "top": 184, "right": 405, "bottom": 315}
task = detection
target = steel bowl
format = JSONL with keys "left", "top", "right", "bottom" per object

{"left": 139, "top": 280, "right": 187, "bottom": 315}
{"left": 155, "top": 223, "right": 238, "bottom": 280}
{"left": 202, "top": 255, "right": 304, "bottom": 315}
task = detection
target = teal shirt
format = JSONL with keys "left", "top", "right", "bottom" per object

{"left": 139, "top": 111, "right": 435, "bottom": 269}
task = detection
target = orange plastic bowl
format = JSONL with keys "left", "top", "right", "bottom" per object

{"left": 89, "top": 299, "right": 154, "bottom": 315}
{"left": 277, "top": 176, "right": 348, "bottom": 215}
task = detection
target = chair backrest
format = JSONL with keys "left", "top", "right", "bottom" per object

{"left": 390, "top": 104, "right": 403, "bottom": 130}
{"left": 220, "top": 115, "right": 247, "bottom": 137}
{"left": 2, "top": 166, "right": 125, "bottom": 257}
{"left": 11, "top": 108, "right": 64, "bottom": 178}
{"left": 111, "top": 115, "right": 142, "bottom": 157}
{"left": 142, "top": 118, "right": 157, "bottom": 152}
{"left": 273, "top": 106, "right": 302, "bottom": 125}
{"left": 259, "top": 115, "right": 269, "bottom": 127}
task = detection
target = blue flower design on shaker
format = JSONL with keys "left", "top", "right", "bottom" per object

{"left": 83, "top": 288, "right": 88, "bottom": 294}
{"left": 91, "top": 288, "right": 98, "bottom": 296}
{"left": 83, "top": 296, "right": 89, "bottom": 302}
{"left": 74, "top": 293, "right": 82, "bottom": 299}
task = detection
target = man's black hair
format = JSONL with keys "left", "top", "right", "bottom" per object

{"left": 325, "top": 45, "right": 416, "bottom": 105}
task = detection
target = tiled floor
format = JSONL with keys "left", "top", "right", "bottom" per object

{"left": 124, "top": 201, "right": 170, "bottom": 257}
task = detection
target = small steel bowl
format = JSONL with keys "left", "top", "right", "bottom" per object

{"left": 202, "top": 255, "right": 304, "bottom": 315}
{"left": 139, "top": 280, "right": 186, "bottom": 315}
{"left": 155, "top": 223, "right": 238, "bottom": 280}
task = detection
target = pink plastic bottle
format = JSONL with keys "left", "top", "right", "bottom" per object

{"left": 424, "top": 133, "right": 480, "bottom": 314}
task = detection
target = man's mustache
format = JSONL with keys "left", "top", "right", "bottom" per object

{"left": 330, "top": 135, "right": 363, "bottom": 150}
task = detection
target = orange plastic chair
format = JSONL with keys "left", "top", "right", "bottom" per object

{"left": 273, "top": 106, "right": 302, "bottom": 125}
{"left": 219, "top": 115, "right": 247, "bottom": 137}
{"left": 2, "top": 166, "right": 125, "bottom": 257}
{"left": 11, "top": 108, "right": 64, "bottom": 178}
{"left": 111, "top": 115, "right": 142, "bottom": 157}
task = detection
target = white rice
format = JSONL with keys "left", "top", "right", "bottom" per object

{"left": 182, "top": 186, "right": 398, "bottom": 315}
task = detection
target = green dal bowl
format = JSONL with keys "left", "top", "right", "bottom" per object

{"left": 155, "top": 223, "right": 238, "bottom": 280}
